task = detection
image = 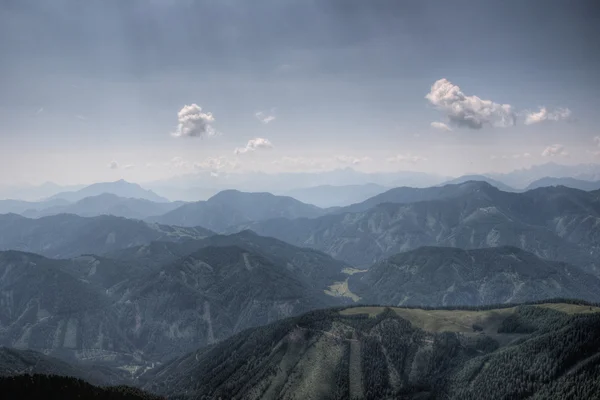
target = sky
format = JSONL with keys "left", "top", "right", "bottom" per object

{"left": 1, "top": 0, "right": 599, "bottom": 185}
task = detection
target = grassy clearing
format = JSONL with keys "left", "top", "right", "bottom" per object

{"left": 535, "top": 303, "right": 600, "bottom": 314}
{"left": 340, "top": 303, "right": 600, "bottom": 333}
{"left": 325, "top": 279, "right": 361, "bottom": 302}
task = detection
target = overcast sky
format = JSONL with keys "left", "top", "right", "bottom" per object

{"left": 1, "top": 0, "right": 599, "bottom": 185}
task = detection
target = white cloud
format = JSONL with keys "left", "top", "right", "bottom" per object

{"left": 123, "top": 164, "right": 135, "bottom": 170}
{"left": 35, "top": 107, "right": 44, "bottom": 115}
{"left": 541, "top": 144, "right": 569, "bottom": 157}
{"left": 255, "top": 110, "right": 276, "bottom": 124}
{"left": 426, "top": 78, "right": 516, "bottom": 129}
{"left": 194, "top": 156, "right": 239, "bottom": 176}
{"left": 271, "top": 157, "right": 326, "bottom": 171}
{"left": 108, "top": 160, "right": 119, "bottom": 169}
{"left": 234, "top": 138, "right": 274, "bottom": 155}
{"left": 171, "top": 104, "right": 216, "bottom": 138}
{"left": 491, "top": 152, "right": 532, "bottom": 160}
{"left": 168, "top": 156, "right": 189, "bottom": 169}
{"left": 334, "top": 155, "right": 371, "bottom": 165}
{"left": 594, "top": 136, "right": 600, "bottom": 147}
{"left": 386, "top": 153, "right": 428, "bottom": 164}
{"left": 430, "top": 121, "right": 452, "bottom": 131}
{"left": 524, "top": 107, "right": 572, "bottom": 125}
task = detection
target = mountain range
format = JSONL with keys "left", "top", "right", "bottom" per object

{"left": 0, "top": 214, "right": 213, "bottom": 258}
{"left": 526, "top": 176, "right": 600, "bottom": 191}
{"left": 48, "top": 180, "right": 169, "bottom": 203}
{"left": 280, "top": 183, "right": 389, "bottom": 208}
{"left": 148, "top": 190, "right": 325, "bottom": 232}
{"left": 0, "top": 231, "right": 352, "bottom": 364}
{"left": 235, "top": 182, "right": 600, "bottom": 275}
{"left": 21, "top": 193, "right": 185, "bottom": 220}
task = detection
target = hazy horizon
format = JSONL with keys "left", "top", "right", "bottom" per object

{"left": 2, "top": 0, "right": 599, "bottom": 186}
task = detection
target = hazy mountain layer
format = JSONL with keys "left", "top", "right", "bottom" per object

{"left": 0, "top": 214, "right": 213, "bottom": 258}
{"left": 149, "top": 189, "right": 325, "bottom": 232}
{"left": 49, "top": 180, "right": 169, "bottom": 203}
{"left": 526, "top": 176, "right": 600, "bottom": 191}
{"left": 21, "top": 194, "right": 184, "bottom": 220}
{"left": 281, "top": 183, "right": 389, "bottom": 208}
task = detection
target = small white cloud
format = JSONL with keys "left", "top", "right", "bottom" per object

{"left": 171, "top": 104, "right": 216, "bottom": 138}
{"left": 430, "top": 121, "right": 452, "bottom": 131}
{"left": 426, "top": 78, "right": 515, "bottom": 129}
{"left": 123, "top": 164, "right": 135, "bottom": 170}
{"left": 386, "top": 153, "right": 428, "bottom": 164}
{"left": 594, "top": 136, "right": 600, "bottom": 147}
{"left": 75, "top": 114, "right": 86, "bottom": 121}
{"left": 108, "top": 160, "right": 119, "bottom": 170}
{"left": 272, "top": 157, "right": 326, "bottom": 171}
{"left": 524, "top": 107, "right": 572, "bottom": 125}
{"left": 542, "top": 144, "right": 569, "bottom": 157}
{"left": 194, "top": 156, "right": 239, "bottom": 176}
{"left": 234, "top": 138, "right": 274, "bottom": 155}
{"left": 168, "top": 156, "right": 189, "bottom": 169}
{"left": 145, "top": 162, "right": 154, "bottom": 168}
{"left": 255, "top": 110, "right": 276, "bottom": 124}
{"left": 492, "top": 152, "right": 532, "bottom": 160}
{"left": 35, "top": 107, "right": 44, "bottom": 115}
{"left": 334, "top": 155, "right": 371, "bottom": 165}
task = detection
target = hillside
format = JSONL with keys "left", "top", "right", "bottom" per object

{"left": 49, "top": 180, "right": 168, "bottom": 203}
{"left": 143, "top": 302, "right": 600, "bottom": 400}
{"left": 238, "top": 183, "right": 600, "bottom": 274}
{"left": 349, "top": 246, "right": 600, "bottom": 306}
{"left": 0, "top": 374, "right": 164, "bottom": 400}
{"left": 0, "top": 214, "right": 213, "bottom": 258}
{"left": 21, "top": 193, "right": 184, "bottom": 219}
{"left": 149, "top": 190, "right": 324, "bottom": 232}
{"left": 113, "top": 245, "right": 344, "bottom": 360}
{"left": 0, "top": 236, "right": 352, "bottom": 364}
{"left": 0, "top": 251, "right": 137, "bottom": 365}
{"left": 0, "top": 347, "right": 129, "bottom": 386}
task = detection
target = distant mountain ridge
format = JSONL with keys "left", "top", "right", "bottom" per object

{"left": 332, "top": 180, "right": 500, "bottom": 214}
{"left": 149, "top": 189, "right": 325, "bottom": 232}
{"left": 439, "top": 174, "right": 517, "bottom": 192}
{"left": 349, "top": 246, "right": 600, "bottom": 306}
{"left": 49, "top": 180, "right": 168, "bottom": 203}
{"left": 235, "top": 181, "right": 600, "bottom": 274}
{"left": 526, "top": 176, "right": 600, "bottom": 191}
{"left": 0, "top": 213, "right": 213, "bottom": 258}
{"left": 22, "top": 193, "right": 184, "bottom": 219}
{"left": 281, "top": 183, "right": 389, "bottom": 208}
